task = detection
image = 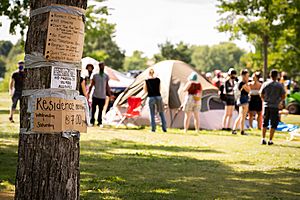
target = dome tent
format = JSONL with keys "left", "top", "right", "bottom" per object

{"left": 109, "top": 60, "right": 226, "bottom": 130}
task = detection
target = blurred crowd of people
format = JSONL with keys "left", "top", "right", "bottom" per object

{"left": 202, "top": 68, "right": 299, "bottom": 145}
{"left": 7, "top": 59, "right": 299, "bottom": 145}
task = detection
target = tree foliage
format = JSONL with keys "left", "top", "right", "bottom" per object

{"left": 217, "top": 0, "right": 300, "bottom": 77}
{"left": 0, "top": 40, "right": 13, "bottom": 56}
{"left": 0, "top": 0, "right": 125, "bottom": 70}
{"left": 154, "top": 41, "right": 192, "bottom": 65}
{"left": 0, "top": 0, "right": 29, "bottom": 37}
{"left": 123, "top": 51, "right": 148, "bottom": 71}
{"left": 83, "top": 4, "right": 125, "bottom": 70}
{"left": 191, "top": 42, "right": 245, "bottom": 72}
{"left": 0, "top": 40, "right": 24, "bottom": 92}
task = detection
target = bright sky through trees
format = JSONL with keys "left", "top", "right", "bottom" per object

{"left": 0, "top": 0, "right": 253, "bottom": 56}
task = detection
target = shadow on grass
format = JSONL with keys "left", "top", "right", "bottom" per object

{"left": 80, "top": 140, "right": 300, "bottom": 200}
{"left": 82, "top": 139, "right": 224, "bottom": 154}
{"left": 0, "top": 143, "right": 18, "bottom": 191}
{"left": 0, "top": 131, "right": 19, "bottom": 140}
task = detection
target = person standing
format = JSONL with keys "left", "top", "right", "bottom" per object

{"left": 143, "top": 68, "right": 167, "bottom": 132}
{"left": 79, "top": 75, "right": 88, "bottom": 98}
{"left": 9, "top": 60, "right": 25, "bottom": 123}
{"left": 88, "top": 62, "right": 111, "bottom": 126}
{"left": 260, "top": 70, "right": 285, "bottom": 145}
{"left": 232, "top": 69, "right": 251, "bottom": 135}
{"left": 248, "top": 72, "right": 263, "bottom": 129}
{"left": 182, "top": 72, "right": 202, "bottom": 133}
{"left": 222, "top": 68, "right": 237, "bottom": 130}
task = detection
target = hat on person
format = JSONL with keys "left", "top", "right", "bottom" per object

{"left": 228, "top": 68, "right": 237, "bottom": 75}
{"left": 86, "top": 64, "right": 94, "bottom": 70}
{"left": 18, "top": 60, "right": 24, "bottom": 64}
{"left": 206, "top": 72, "right": 212, "bottom": 78}
{"left": 189, "top": 72, "right": 198, "bottom": 81}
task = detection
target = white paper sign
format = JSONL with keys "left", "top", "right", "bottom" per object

{"left": 51, "top": 66, "right": 77, "bottom": 90}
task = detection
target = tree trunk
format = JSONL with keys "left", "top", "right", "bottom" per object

{"left": 263, "top": 35, "right": 269, "bottom": 81}
{"left": 15, "top": 1, "right": 87, "bottom": 200}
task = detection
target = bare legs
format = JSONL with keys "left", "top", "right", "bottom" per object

{"left": 222, "top": 105, "right": 234, "bottom": 129}
{"left": 184, "top": 111, "right": 200, "bottom": 132}
{"left": 233, "top": 104, "right": 248, "bottom": 132}
{"left": 249, "top": 111, "right": 262, "bottom": 129}
{"left": 9, "top": 108, "right": 15, "bottom": 122}
{"left": 193, "top": 111, "right": 200, "bottom": 132}
{"left": 184, "top": 112, "right": 192, "bottom": 133}
{"left": 262, "top": 127, "right": 267, "bottom": 138}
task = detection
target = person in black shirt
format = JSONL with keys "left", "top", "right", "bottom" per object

{"left": 222, "top": 68, "right": 237, "bottom": 130}
{"left": 9, "top": 60, "right": 25, "bottom": 123}
{"left": 143, "top": 68, "right": 167, "bottom": 132}
{"left": 232, "top": 69, "right": 250, "bottom": 135}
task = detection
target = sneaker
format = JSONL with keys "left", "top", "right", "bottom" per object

{"left": 241, "top": 130, "right": 248, "bottom": 135}
{"left": 232, "top": 130, "right": 237, "bottom": 135}
{"left": 268, "top": 141, "right": 274, "bottom": 145}
{"left": 222, "top": 128, "right": 227, "bottom": 131}
{"left": 97, "top": 124, "right": 104, "bottom": 128}
{"left": 226, "top": 128, "right": 232, "bottom": 131}
{"left": 9, "top": 117, "right": 14, "bottom": 123}
{"left": 261, "top": 139, "right": 267, "bottom": 145}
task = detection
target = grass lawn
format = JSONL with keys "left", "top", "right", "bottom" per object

{"left": 0, "top": 92, "right": 300, "bottom": 199}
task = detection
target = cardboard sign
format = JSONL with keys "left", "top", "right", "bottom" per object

{"left": 33, "top": 97, "right": 87, "bottom": 133}
{"left": 51, "top": 66, "right": 77, "bottom": 90}
{"left": 44, "top": 8, "right": 85, "bottom": 62}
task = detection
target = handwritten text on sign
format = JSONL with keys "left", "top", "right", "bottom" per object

{"left": 51, "top": 66, "right": 77, "bottom": 90}
{"left": 33, "top": 97, "right": 87, "bottom": 133}
{"left": 44, "top": 9, "right": 84, "bottom": 62}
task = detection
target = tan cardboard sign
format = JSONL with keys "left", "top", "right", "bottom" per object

{"left": 33, "top": 97, "right": 87, "bottom": 133}
{"left": 44, "top": 8, "right": 84, "bottom": 62}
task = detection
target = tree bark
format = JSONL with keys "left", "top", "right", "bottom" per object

{"left": 263, "top": 35, "right": 269, "bottom": 81}
{"left": 15, "top": 1, "right": 87, "bottom": 199}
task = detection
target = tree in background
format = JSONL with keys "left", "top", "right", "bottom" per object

{"left": 0, "top": 40, "right": 14, "bottom": 78}
{"left": 191, "top": 42, "right": 245, "bottom": 72}
{"left": 0, "top": 41, "right": 13, "bottom": 57}
{"left": 0, "top": 40, "right": 24, "bottom": 91}
{"left": 271, "top": 1, "right": 300, "bottom": 77}
{"left": 0, "top": 0, "right": 125, "bottom": 70}
{"left": 123, "top": 50, "right": 148, "bottom": 71}
{"left": 217, "top": 0, "right": 299, "bottom": 79}
{"left": 0, "top": 0, "right": 29, "bottom": 37}
{"left": 84, "top": 4, "right": 125, "bottom": 70}
{"left": 154, "top": 41, "right": 192, "bottom": 65}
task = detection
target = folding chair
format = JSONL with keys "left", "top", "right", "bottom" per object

{"left": 116, "top": 96, "right": 142, "bottom": 128}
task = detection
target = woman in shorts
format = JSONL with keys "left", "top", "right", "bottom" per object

{"left": 222, "top": 68, "right": 237, "bottom": 130}
{"left": 182, "top": 72, "right": 202, "bottom": 133}
{"left": 248, "top": 72, "right": 262, "bottom": 129}
{"left": 232, "top": 69, "right": 251, "bottom": 135}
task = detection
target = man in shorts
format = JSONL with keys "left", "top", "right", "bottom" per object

{"left": 9, "top": 60, "right": 25, "bottom": 123}
{"left": 260, "top": 69, "right": 286, "bottom": 145}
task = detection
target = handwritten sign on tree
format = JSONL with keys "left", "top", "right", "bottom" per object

{"left": 33, "top": 97, "right": 87, "bottom": 133}
{"left": 44, "top": 8, "right": 85, "bottom": 62}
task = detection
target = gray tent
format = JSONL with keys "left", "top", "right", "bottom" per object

{"left": 109, "top": 60, "right": 225, "bottom": 129}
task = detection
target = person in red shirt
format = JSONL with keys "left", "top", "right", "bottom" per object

{"left": 182, "top": 72, "right": 202, "bottom": 133}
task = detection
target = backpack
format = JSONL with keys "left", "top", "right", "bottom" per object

{"left": 233, "top": 81, "right": 241, "bottom": 101}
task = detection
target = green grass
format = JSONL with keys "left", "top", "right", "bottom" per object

{"left": 0, "top": 92, "right": 300, "bottom": 199}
